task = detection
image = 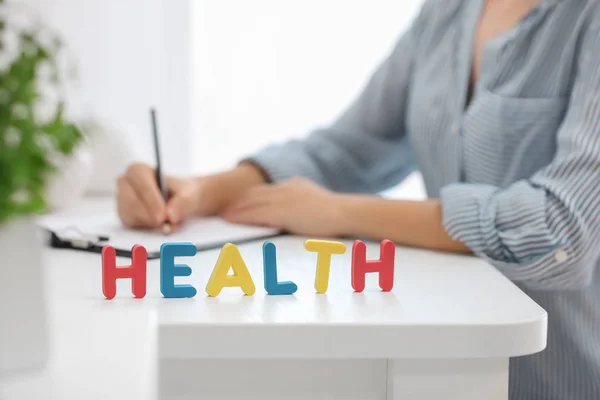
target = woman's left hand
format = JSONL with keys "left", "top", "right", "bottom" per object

{"left": 222, "top": 178, "right": 344, "bottom": 237}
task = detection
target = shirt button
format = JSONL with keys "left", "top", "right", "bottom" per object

{"left": 555, "top": 249, "right": 568, "bottom": 263}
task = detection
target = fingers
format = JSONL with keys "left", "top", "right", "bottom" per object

{"left": 166, "top": 194, "right": 197, "bottom": 224}
{"left": 164, "top": 176, "right": 203, "bottom": 224}
{"left": 222, "top": 184, "right": 283, "bottom": 227}
{"left": 116, "top": 176, "right": 157, "bottom": 228}
{"left": 223, "top": 204, "right": 282, "bottom": 228}
{"left": 124, "top": 164, "right": 167, "bottom": 225}
{"left": 164, "top": 176, "right": 183, "bottom": 197}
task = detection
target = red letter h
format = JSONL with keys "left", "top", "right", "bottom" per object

{"left": 102, "top": 245, "right": 147, "bottom": 299}
{"left": 351, "top": 240, "right": 395, "bottom": 292}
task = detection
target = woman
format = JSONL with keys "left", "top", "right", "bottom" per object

{"left": 117, "top": 0, "right": 600, "bottom": 398}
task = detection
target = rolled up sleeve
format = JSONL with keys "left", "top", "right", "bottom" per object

{"left": 441, "top": 23, "right": 600, "bottom": 290}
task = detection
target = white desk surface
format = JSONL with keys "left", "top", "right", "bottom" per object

{"left": 1, "top": 197, "right": 548, "bottom": 400}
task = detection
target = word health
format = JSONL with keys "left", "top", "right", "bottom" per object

{"left": 101, "top": 239, "right": 396, "bottom": 299}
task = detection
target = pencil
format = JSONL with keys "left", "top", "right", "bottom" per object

{"left": 150, "top": 108, "right": 172, "bottom": 235}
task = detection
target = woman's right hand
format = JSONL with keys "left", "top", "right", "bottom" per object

{"left": 116, "top": 162, "right": 267, "bottom": 230}
{"left": 116, "top": 163, "right": 205, "bottom": 229}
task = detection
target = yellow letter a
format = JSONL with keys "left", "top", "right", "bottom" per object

{"left": 206, "top": 243, "right": 256, "bottom": 297}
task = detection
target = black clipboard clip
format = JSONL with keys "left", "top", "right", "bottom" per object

{"left": 45, "top": 227, "right": 130, "bottom": 257}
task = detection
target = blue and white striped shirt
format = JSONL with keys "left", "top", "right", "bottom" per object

{"left": 249, "top": 0, "right": 600, "bottom": 398}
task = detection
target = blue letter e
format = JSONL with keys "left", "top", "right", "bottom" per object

{"left": 263, "top": 241, "right": 298, "bottom": 295}
{"left": 160, "top": 242, "right": 197, "bottom": 298}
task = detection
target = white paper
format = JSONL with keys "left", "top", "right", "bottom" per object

{"left": 39, "top": 213, "right": 280, "bottom": 255}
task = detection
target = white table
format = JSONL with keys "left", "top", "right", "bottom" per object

{"left": 1, "top": 198, "right": 547, "bottom": 400}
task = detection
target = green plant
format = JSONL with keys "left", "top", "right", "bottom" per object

{"left": 0, "top": 1, "right": 83, "bottom": 224}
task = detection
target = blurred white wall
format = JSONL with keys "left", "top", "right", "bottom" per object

{"left": 8, "top": 0, "right": 192, "bottom": 177}
{"left": 191, "top": 0, "right": 426, "bottom": 197}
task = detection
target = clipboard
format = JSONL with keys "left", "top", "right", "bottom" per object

{"left": 40, "top": 214, "right": 284, "bottom": 259}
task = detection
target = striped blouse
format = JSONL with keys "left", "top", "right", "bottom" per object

{"left": 249, "top": 0, "right": 600, "bottom": 398}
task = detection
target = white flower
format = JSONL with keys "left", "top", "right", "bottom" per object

{"left": 11, "top": 189, "right": 31, "bottom": 205}
{"left": 0, "top": 2, "right": 41, "bottom": 33}
{"left": 34, "top": 86, "right": 61, "bottom": 125}
{"left": 4, "top": 127, "right": 22, "bottom": 148}
{"left": 34, "top": 133, "right": 63, "bottom": 167}
{"left": 36, "top": 61, "right": 56, "bottom": 84}
{"left": 46, "top": 150, "right": 64, "bottom": 168}
{"left": 11, "top": 103, "right": 29, "bottom": 120}
{"left": 35, "top": 26, "right": 63, "bottom": 53}
{"left": 34, "top": 132, "right": 56, "bottom": 151}
{"left": 0, "top": 26, "right": 20, "bottom": 72}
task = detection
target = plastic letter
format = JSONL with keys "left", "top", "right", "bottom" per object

{"left": 263, "top": 241, "right": 297, "bottom": 295}
{"left": 160, "top": 242, "right": 198, "bottom": 298}
{"left": 351, "top": 240, "right": 395, "bottom": 292}
{"left": 206, "top": 243, "right": 256, "bottom": 296}
{"left": 304, "top": 240, "right": 347, "bottom": 294}
{"left": 102, "top": 245, "right": 147, "bottom": 299}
